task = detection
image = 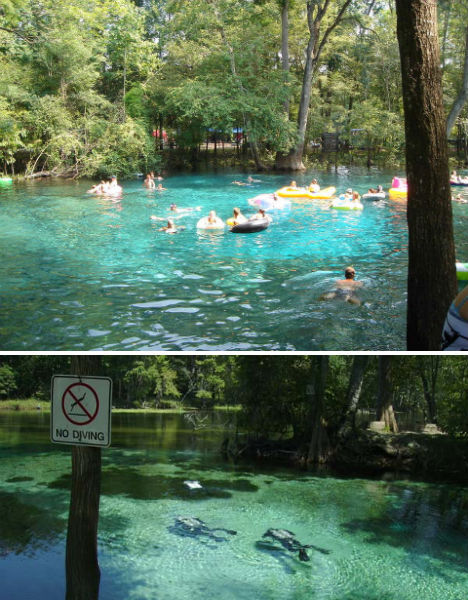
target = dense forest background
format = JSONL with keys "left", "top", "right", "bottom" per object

{"left": 1, "top": 0, "right": 467, "bottom": 176}
{"left": 1, "top": 355, "right": 468, "bottom": 440}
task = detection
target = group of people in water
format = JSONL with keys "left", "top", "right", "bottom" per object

{"left": 288, "top": 179, "right": 365, "bottom": 203}
{"left": 231, "top": 176, "right": 262, "bottom": 186}
{"left": 451, "top": 170, "right": 468, "bottom": 185}
{"left": 84, "top": 171, "right": 468, "bottom": 330}
{"left": 87, "top": 175, "right": 123, "bottom": 196}
{"left": 152, "top": 206, "right": 271, "bottom": 234}
{"left": 143, "top": 172, "right": 166, "bottom": 191}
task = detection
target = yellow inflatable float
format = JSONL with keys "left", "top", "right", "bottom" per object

{"left": 330, "top": 199, "right": 363, "bottom": 211}
{"left": 276, "top": 186, "right": 336, "bottom": 200}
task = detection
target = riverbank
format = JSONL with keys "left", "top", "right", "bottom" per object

{"left": 231, "top": 429, "right": 468, "bottom": 485}
{"left": 0, "top": 400, "right": 240, "bottom": 413}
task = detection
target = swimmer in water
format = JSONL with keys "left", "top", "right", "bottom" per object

{"left": 249, "top": 208, "right": 272, "bottom": 223}
{"left": 144, "top": 173, "right": 155, "bottom": 189}
{"left": 159, "top": 219, "right": 183, "bottom": 234}
{"left": 309, "top": 178, "right": 320, "bottom": 192}
{"left": 320, "top": 267, "right": 363, "bottom": 306}
{"left": 207, "top": 210, "right": 220, "bottom": 224}
{"left": 87, "top": 181, "right": 106, "bottom": 194}
{"left": 230, "top": 207, "right": 247, "bottom": 225}
{"left": 156, "top": 183, "right": 167, "bottom": 191}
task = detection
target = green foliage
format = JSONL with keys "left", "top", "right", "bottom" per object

{"left": 0, "top": 364, "right": 17, "bottom": 398}
{"left": 0, "top": 0, "right": 466, "bottom": 171}
{"left": 1, "top": 356, "right": 468, "bottom": 447}
{"left": 124, "top": 357, "right": 180, "bottom": 407}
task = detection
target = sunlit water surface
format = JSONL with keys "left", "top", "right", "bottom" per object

{"left": 1, "top": 411, "right": 468, "bottom": 600}
{"left": 1, "top": 170, "right": 467, "bottom": 350}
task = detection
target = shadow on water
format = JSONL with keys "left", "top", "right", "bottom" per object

{"left": 167, "top": 520, "right": 236, "bottom": 547}
{"left": 48, "top": 467, "right": 258, "bottom": 500}
{"left": 341, "top": 484, "right": 468, "bottom": 575}
{"left": 254, "top": 541, "right": 304, "bottom": 575}
{"left": 0, "top": 490, "right": 66, "bottom": 557}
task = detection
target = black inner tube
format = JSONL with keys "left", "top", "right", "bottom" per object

{"left": 231, "top": 218, "right": 270, "bottom": 234}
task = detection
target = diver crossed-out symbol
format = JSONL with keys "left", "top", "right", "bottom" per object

{"left": 62, "top": 383, "right": 99, "bottom": 426}
{"left": 69, "top": 391, "right": 89, "bottom": 416}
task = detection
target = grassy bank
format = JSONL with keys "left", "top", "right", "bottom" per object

{"left": 0, "top": 399, "right": 241, "bottom": 413}
{"left": 0, "top": 398, "right": 50, "bottom": 411}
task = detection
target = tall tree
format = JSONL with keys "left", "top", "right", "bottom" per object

{"left": 307, "top": 355, "right": 330, "bottom": 463}
{"left": 337, "top": 355, "right": 369, "bottom": 438}
{"left": 416, "top": 356, "right": 439, "bottom": 423}
{"left": 275, "top": 0, "right": 353, "bottom": 170}
{"left": 395, "top": 0, "right": 457, "bottom": 350}
{"left": 446, "top": 23, "right": 468, "bottom": 137}
{"left": 376, "top": 356, "right": 398, "bottom": 432}
{"left": 280, "top": 0, "right": 290, "bottom": 116}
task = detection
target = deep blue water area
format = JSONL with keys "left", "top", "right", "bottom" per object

{"left": 0, "top": 169, "right": 467, "bottom": 350}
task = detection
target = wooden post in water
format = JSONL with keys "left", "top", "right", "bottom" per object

{"left": 66, "top": 356, "right": 102, "bottom": 600}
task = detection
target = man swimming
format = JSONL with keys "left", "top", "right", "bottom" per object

{"left": 320, "top": 267, "right": 363, "bottom": 305}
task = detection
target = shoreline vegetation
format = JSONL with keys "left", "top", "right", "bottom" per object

{"left": 4, "top": 399, "right": 468, "bottom": 486}
{"left": 1, "top": 2, "right": 467, "bottom": 179}
{"left": 2, "top": 147, "right": 467, "bottom": 182}
{"left": 0, "top": 399, "right": 240, "bottom": 413}
{"left": 3, "top": 356, "right": 468, "bottom": 484}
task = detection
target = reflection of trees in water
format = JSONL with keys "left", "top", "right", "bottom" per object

{"left": 183, "top": 410, "right": 236, "bottom": 432}
{"left": 184, "top": 411, "right": 209, "bottom": 430}
{"left": 342, "top": 483, "right": 468, "bottom": 572}
{"left": 0, "top": 491, "right": 66, "bottom": 557}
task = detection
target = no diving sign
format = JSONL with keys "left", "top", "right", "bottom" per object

{"left": 51, "top": 375, "right": 112, "bottom": 447}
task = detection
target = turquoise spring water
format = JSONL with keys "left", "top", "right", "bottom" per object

{"left": 0, "top": 170, "right": 467, "bottom": 350}
{"left": 1, "top": 411, "right": 468, "bottom": 600}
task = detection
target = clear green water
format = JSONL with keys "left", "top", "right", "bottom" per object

{"left": 1, "top": 170, "right": 466, "bottom": 350}
{"left": 1, "top": 411, "right": 468, "bottom": 600}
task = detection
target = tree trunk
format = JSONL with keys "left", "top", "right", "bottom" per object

{"left": 159, "top": 114, "right": 164, "bottom": 151}
{"left": 441, "top": 0, "right": 452, "bottom": 74}
{"left": 418, "top": 356, "right": 439, "bottom": 423}
{"left": 376, "top": 356, "right": 398, "bottom": 433}
{"left": 395, "top": 0, "right": 457, "bottom": 350}
{"left": 66, "top": 356, "right": 102, "bottom": 600}
{"left": 307, "top": 356, "right": 330, "bottom": 464}
{"left": 338, "top": 355, "right": 369, "bottom": 438}
{"left": 275, "top": 15, "right": 319, "bottom": 171}
{"left": 446, "top": 24, "right": 468, "bottom": 138}
{"left": 281, "top": 0, "right": 290, "bottom": 116}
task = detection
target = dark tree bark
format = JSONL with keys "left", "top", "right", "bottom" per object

{"left": 376, "top": 356, "right": 398, "bottom": 433}
{"left": 446, "top": 24, "right": 468, "bottom": 138}
{"left": 417, "top": 356, "right": 439, "bottom": 423}
{"left": 275, "top": 0, "right": 352, "bottom": 171}
{"left": 66, "top": 356, "right": 103, "bottom": 600}
{"left": 395, "top": 0, "right": 457, "bottom": 350}
{"left": 307, "top": 355, "right": 330, "bottom": 463}
{"left": 337, "top": 355, "right": 369, "bottom": 438}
